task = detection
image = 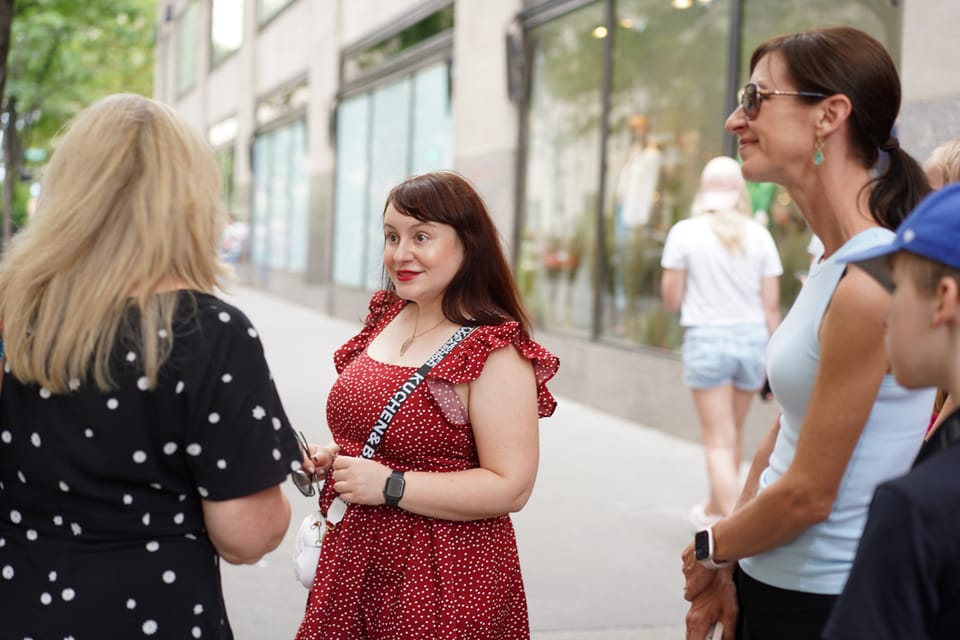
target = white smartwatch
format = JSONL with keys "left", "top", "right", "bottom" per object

{"left": 694, "top": 526, "right": 730, "bottom": 570}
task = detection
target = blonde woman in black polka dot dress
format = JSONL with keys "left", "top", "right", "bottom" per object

{"left": 0, "top": 94, "right": 302, "bottom": 639}
{"left": 295, "top": 172, "right": 559, "bottom": 640}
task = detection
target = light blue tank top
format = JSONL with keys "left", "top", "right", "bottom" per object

{"left": 740, "top": 227, "right": 936, "bottom": 595}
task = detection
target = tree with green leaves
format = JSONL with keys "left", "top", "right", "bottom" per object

{"left": 1, "top": 0, "right": 155, "bottom": 245}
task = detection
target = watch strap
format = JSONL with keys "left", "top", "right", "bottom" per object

{"left": 384, "top": 470, "right": 405, "bottom": 507}
{"left": 696, "top": 526, "right": 730, "bottom": 570}
{"left": 699, "top": 556, "right": 730, "bottom": 570}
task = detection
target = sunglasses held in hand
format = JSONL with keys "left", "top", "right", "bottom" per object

{"left": 292, "top": 430, "right": 320, "bottom": 497}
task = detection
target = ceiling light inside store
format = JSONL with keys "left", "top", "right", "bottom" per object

{"left": 697, "top": 0, "right": 713, "bottom": 4}
{"left": 672, "top": 0, "right": 693, "bottom": 8}
{"left": 619, "top": 16, "right": 648, "bottom": 31}
{"left": 592, "top": 26, "right": 608, "bottom": 38}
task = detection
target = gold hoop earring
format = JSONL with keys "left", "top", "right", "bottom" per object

{"left": 813, "top": 134, "right": 825, "bottom": 166}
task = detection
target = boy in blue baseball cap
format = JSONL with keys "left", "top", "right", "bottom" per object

{"left": 823, "top": 181, "right": 960, "bottom": 639}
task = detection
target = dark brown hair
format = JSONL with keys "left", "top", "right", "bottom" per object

{"left": 751, "top": 27, "right": 930, "bottom": 229}
{"left": 383, "top": 171, "right": 532, "bottom": 337}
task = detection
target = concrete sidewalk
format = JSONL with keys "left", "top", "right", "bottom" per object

{"left": 219, "top": 286, "right": 705, "bottom": 639}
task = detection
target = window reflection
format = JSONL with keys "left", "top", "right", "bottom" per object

{"left": 602, "top": 0, "right": 730, "bottom": 348}
{"left": 331, "top": 62, "right": 452, "bottom": 290}
{"left": 211, "top": 0, "right": 243, "bottom": 66}
{"left": 258, "top": 0, "right": 292, "bottom": 25}
{"left": 332, "top": 97, "right": 371, "bottom": 288}
{"left": 251, "top": 122, "right": 308, "bottom": 273}
{"left": 519, "top": 0, "right": 901, "bottom": 351}
{"left": 519, "top": 2, "right": 604, "bottom": 336}
{"left": 176, "top": 2, "right": 199, "bottom": 95}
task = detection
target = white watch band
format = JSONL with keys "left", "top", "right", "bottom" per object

{"left": 699, "top": 555, "right": 730, "bottom": 570}
{"left": 696, "top": 525, "right": 731, "bottom": 570}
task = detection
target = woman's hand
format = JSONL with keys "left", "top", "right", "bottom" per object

{"left": 330, "top": 456, "right": 392, "bottom": 505}
{"left": 302, "top": 440, "right": 339, "bottom": 479}
{"left": 682, "top": 541, "right": 719, "bottom": 602}
{"left": 685, "top": 568, "right": 738, "bottom": 640}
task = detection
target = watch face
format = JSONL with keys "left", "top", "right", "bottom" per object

{"left": 694, "top": 529, "right": 711, "bottom": 561}
{"left": 385, "top": 475, "right": 405, "bottom": 498}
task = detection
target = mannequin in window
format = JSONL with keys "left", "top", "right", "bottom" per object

{"left": 611, "top": 114, "right": 663, "bottom": 329}
{"left": 615, "top": 114, "right": 662, "bottom": 231}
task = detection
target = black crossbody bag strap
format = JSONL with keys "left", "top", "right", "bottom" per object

{"left": 325, "top": 325, "right": 477, "bottom": 524}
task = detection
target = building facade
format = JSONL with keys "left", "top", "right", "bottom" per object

{"left": 155, "top": 0, "right": 960, "bottom": 437}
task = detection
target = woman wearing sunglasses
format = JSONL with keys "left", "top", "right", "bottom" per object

{"left": 680, "top": 27, "right": 935, "bottom": 640}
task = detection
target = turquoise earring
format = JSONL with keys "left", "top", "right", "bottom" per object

{"left": 813, "top": 135, "right": 825, "bottom": 166}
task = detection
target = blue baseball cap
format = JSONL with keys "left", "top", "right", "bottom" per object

{"left": 839, "top": 181, "right": 960, "bottom": 291}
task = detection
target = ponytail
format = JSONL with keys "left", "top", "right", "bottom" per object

{"left": 867, "top": 146, "right": 931, "bottom": 230}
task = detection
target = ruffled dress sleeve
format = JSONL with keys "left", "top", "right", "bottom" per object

{"left": 428, "top": 321, "right": 559, "bottom": 419}
{"left": 333, "top": 290, "right": 405, "bottom": 374}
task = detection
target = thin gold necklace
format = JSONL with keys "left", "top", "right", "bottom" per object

{"left": 399, "top": 308, "right": 445, "bottom": 356}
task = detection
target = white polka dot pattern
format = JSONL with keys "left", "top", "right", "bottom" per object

{"left": 0, "top": 292, "right": 302, "bottom": 637}
{"left": 295, "top": 290, "right": 558, "bottom": 639}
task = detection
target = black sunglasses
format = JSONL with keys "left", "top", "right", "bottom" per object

{"left": 291, "top": 430, "right": 319, "bottom": 497}
{"left": 737, "top": 82, "right": 829, "bottom": 120}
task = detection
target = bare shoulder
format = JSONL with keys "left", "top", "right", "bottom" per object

{"left": 820, "top": 266, "right": 890, "bottom": 355}
{"left": 469, "top": 342, "right": 536, "bottom": 397}
{"left": 480, "top": 341, "right": 534, "bottom": 377}
{"left": 825, "top": 266, "right": 890, "bottom": 327}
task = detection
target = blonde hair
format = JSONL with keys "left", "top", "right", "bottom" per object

{"left": 0, "top": 93, "right": 228, "bottom": 393}
{"left": 920, "top": 141, "right": 960, "bottom": 416}
{"left": 927, "top": 140, "right": 960, "bottom": 188}
{"left": 690, "top": 157, "right": 754, "bottom": 255}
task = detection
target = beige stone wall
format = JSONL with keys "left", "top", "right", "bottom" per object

{"left": 899, "top": 0, "right": 960, "bottom": 160}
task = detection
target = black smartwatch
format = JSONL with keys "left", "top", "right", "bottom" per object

{"left": 383, "top": 470, "right": 405, "bottom": 507}
{"left": 694, "top": 526, "right": 729, "bottom": 569}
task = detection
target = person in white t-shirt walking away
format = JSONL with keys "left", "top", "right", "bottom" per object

{"left": 660, "top": 156, "right": 783, "bottom": 529}
{"left": 222, "top": 214, "right": 250, "bottom": 266}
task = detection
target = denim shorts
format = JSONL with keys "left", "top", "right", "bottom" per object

{"left": 681, "top": 324, "right": 768, "bottom": 390}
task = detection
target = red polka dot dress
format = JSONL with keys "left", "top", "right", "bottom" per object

{"left": 295, "top": 291, "right": 559, "bottom": 640}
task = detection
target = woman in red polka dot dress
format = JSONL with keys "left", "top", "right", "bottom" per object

{"left": 295, "top": 172, "right": 559, "bottom": 640}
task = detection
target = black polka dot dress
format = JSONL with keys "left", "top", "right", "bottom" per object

{"left": 295, "top": 291, "right": 559, "bottom": 640}
{"left": 0, "top": 291, "right": 302, "bottom": 639}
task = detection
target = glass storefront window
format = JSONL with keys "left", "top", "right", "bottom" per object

{"left": 251, "top": 121, "right": 308, "bottom": 273}
{"left": 601, "top": 0, "right": 731, "bottom": 349}
{"left": 176, "top": 2, "right": 199, "bottom": 95}
{"left": 331, "top": 61, "right": 452, "bottom": 291}
{"left": 365, "top": 79, "right": 413, "bottom": 290}
{"left": 343, "top": 5, "right": 455, "bottom": 84}
{"left": 519, "top": 0, "right": 901, "bottom": 351}
{"left": 331, "top": 96, "right": 371, "bottom": 288}
{"left": 258, "top": 0, "right": 293, "bottom": 25}
{"left": 411, "top": 64, "right": 453, "bottom": 174}
{"left": 211, "top": 0, "right": 244, "bottom": 66}
{"left": 519, "top": 2, "right": 605, "bottom": 337}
